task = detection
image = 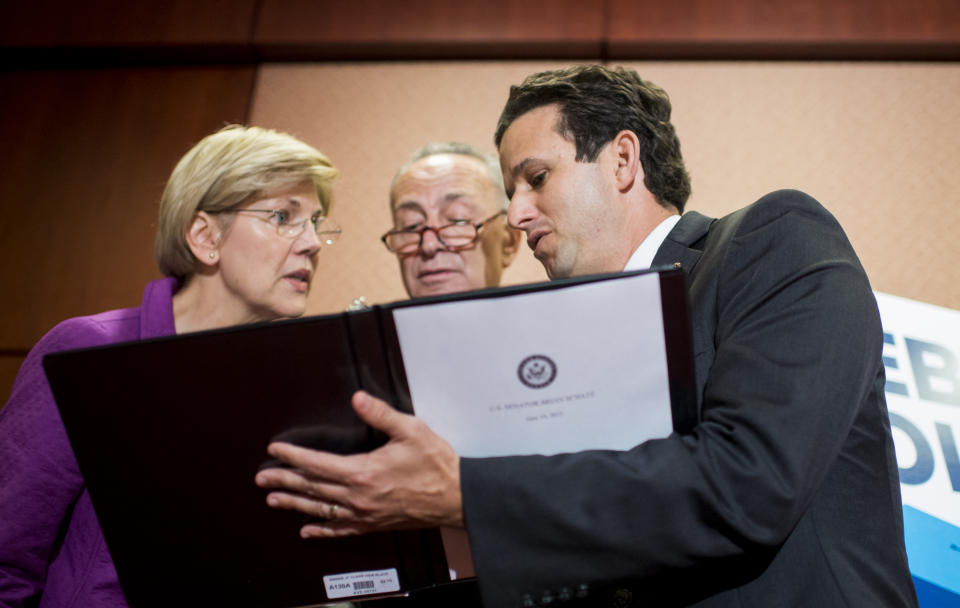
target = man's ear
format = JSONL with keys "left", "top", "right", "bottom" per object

{"left": 501, "top": 224, "right": 522, "bottom": 268}
{"left": 611, "top": 129, "right": 642, "bottom": 192}
{"left": 185, "top": 211, "right": 223, "bottom": 266}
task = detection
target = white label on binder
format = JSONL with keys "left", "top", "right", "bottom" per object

{"left": 323, "top": 568, "right": 400, "bottom": 599}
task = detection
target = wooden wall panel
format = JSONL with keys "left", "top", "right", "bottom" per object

{"left": 0, "top": 356, "right": 25, "bottom": 407}
{"left": 2, "top": 0, "right": 958, "bottom": 60}
{"left": 607, "top": 0, "right": 960, "bottom": 58}
{"left": 610, "top": 0, "right": 960, "bottom": 42}
{"left": 0, "top": 66, "right": 255, "bottom": 402}
{"left": 254, "top": 0, "right": 604, "bottom": 58}
{"left": 0, "top": 0, "right": 257, "bottom": 46}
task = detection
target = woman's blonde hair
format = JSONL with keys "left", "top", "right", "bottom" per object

{"left": 154, "top": 124, "right": 339, "bottom": 279}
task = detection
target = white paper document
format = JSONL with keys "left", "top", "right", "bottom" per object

{"left": 392, "top": 272, "right": 674, "bottom": 457}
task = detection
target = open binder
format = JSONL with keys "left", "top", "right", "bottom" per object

{"left": 43, "top": 267, "right": 696, "bottom": 607}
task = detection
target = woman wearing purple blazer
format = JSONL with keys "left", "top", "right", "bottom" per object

{"left": 0, "top": 125, "right": 340, "bottom": 607}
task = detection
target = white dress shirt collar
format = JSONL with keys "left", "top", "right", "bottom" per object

{"left": 623, "top": 214, "right": 682, "bottom": 272}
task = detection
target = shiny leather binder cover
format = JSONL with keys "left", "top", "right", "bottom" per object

{"left": 43, "top": 267, "right": 694, "bottom": 607}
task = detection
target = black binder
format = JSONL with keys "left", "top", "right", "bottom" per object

{"left": 43, "top": 267, "right": 696, "bottom": 608}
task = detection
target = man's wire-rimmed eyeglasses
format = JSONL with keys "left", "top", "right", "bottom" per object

{"left": 210, "top": 208, "right": 341, "bottom": 245}
{"left": 380, "top": 211, "right": 505, "bottom": 255}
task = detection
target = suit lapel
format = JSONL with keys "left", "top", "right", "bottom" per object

{"left": 651, "top": 211, "right": 714, "bottom": 273}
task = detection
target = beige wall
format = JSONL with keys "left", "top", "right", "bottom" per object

{"left": 250, "top": 61, "right": 960, "bottom": 316}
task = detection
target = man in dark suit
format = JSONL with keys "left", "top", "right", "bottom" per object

{"left": 256, "top": 65, "right": 917, "bottom": 607}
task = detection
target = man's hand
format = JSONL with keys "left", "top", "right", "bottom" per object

{"left": 254, "top": 391, "right": 463, "bottom": 538}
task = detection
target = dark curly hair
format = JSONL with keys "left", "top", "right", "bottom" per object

{"left": 494, "top": 65, "right": 691, "bottom": 213}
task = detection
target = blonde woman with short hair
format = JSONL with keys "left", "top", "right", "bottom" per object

{"left": 0, "top": 125, "right": 339, "bottom": 606}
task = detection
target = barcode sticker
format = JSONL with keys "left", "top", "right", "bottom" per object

{"left": 323, "top": 568, "right": 401, "bottom": 599}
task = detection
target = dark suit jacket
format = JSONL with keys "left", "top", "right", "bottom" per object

{"left": 460, "top": 190, "right": 917, "bottom": 607}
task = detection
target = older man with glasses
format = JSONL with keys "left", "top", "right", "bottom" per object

{"left": 381, "top": 142, "right": 521, "bottom": 299}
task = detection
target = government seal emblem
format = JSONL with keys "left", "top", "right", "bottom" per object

{"left": 517, "top": 354, "right": 557, "bottom": 389}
